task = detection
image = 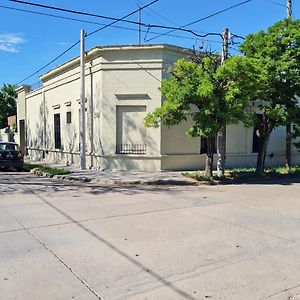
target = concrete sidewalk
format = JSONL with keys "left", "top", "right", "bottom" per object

{"left": 25, "top": 159, "right": 198, "bottom": 186}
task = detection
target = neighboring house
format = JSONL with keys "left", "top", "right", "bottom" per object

{"left": 16, "top": 44, "right": 300, "bottom": 171}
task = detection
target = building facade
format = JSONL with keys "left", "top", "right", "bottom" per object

{"left": 16, "top": 44, "right": 300, "bottom": 171}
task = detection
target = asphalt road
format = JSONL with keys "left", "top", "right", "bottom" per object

{"left": 1, "top": 171, "right": 300, "bottom": 300}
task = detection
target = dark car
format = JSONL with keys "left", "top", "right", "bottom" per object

{"left": 0, "top": 141, "right": 24, "bottom": 170}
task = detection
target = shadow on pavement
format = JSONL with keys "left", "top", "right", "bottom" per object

{"left": 2, "top": 173, "right": 195, "bottom": 300}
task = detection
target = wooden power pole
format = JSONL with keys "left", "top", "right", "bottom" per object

{"left": 217, "top": 28, "right": 229, "bottom": 177}
{"left": 287, "top": 0, "right": 292, "bottom": 18}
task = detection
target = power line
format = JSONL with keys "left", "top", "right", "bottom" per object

{"left": 9, "top": 0, "right": 222, "bottom": 39}
{"left": 137, "top": 0, "right": 208, "bottom": 35}
{"left": 0, "top": 5, "right": 219, "bottom": 43}
{"left": 86, "top": 0, "right": 158, "bottom": 37}
{"left": 16, "top": 42, "right": 80, "bottom": 85}
{"left": 11, "top": 0, "right": 245, "bottom": 85}
{"left": 263, "top": 0, "right": 287, "bottom": 8}
{"left": 0, "top": 4, "right": 123, "bottom": 28}
{"left": 0, "top": 4, "right": 222, "bottom": 43}
{"left": 9, "top": 0, "right": 147, "bottom": 27}
{"left": 14, "top": 0, "right": 159, "bottom": 85}
{"left": 145, "top": 0, "right": 253, "bottom": 42}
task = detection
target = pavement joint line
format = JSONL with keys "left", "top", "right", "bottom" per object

{"left": 144, "top": 239, "right": 300, "bottom": 296}
{"left": 182, "top": 207, "right": 297, "bottom": 244}
{"left": 3, "top": 176, "right": 296, "bottom": 244}
{"left": 261, "top": 282, "right": 300, "bottom": 299}
{"left": 3, "top": 174, "right": 299, "bottom": 245}
{"left": 0, "top": 203, "right": 211, "bottom": 235}
{"left": 221, "top": 198, "right": 300, "bottom": 225}
{"left": 4, "top": 207, "right": 103, "bottom": 300}
{"left": 7, "top": 173, "right": 196, "bottom": 300}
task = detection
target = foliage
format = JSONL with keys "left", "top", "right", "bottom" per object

{"left": 145, "top": 57, "right": 251, "bottom": 137}
{"left": 0, "top": 84, "right": 17, "bottom": 129}
{"left": 144, "top": 56, "right": 250, "bottom": 177}
{"left": 183, "top": 165, "right": 300, "bottom": 182}
{"left": 182, "top": 171, "right": 217, "bottom": 184}
{"left": 225, "top": 18, "right": 300, "bottom": 174}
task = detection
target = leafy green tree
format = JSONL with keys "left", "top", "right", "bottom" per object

{"left": 144, "top": 56, "right": 252, "bottom": 177}
{"left": 0, "top": 84, "right": 17, "bottom": 128}
{"left": 237, "top": 18, "right": 300, "bottom": 174}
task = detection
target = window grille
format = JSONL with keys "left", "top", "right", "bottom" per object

{"left": 116, "top": 144, "right": 146, "bottom": 155}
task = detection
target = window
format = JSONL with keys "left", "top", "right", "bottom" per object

{"left": 200, "top": 136, "right": 217, "bottom": 154}
{"left": 116, "top": 106, "right": 147, "bottom": 155}
{"left": 54, "top": 113, "right": 61, "bottom": 149}
{"left": 66, "top": 111, "right": 72, "bottom": 124}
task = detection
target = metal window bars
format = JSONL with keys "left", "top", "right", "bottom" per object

{"left": 116, "top": 144, "right": 146, "bottom": 155}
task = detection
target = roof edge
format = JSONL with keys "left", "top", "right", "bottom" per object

{"left": 40, "top": 44, "right": 191, "bottom": 83}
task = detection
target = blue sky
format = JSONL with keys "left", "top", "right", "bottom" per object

{"left": 0, "top": 0, "right": 298, "bottom": 86}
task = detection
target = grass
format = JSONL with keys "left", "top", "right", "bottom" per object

{"left": 23, "top": 163, "right": 71, "bottom": 176}
{"left": 183, "top": 165, "right": 300, "bottom": 182}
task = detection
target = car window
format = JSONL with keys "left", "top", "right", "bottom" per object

{"left": 0, "top": 143, "right": 19, "bottom": 151}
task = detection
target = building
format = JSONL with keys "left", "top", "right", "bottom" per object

{"left": 16, "top": 44, "right": 300, "bottom": 171}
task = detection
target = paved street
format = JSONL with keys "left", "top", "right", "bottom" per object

{"left": 1, "top": 171, "right": 300, "bottom": 300}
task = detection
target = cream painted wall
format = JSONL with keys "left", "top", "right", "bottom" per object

{"left": 26, "top": 92, "right": 44, "bottom": 149}
{"left": 161, "top": 119, "right": 200, "bottom": 155}
{"left": 18, "top": 44, "right": 300, "bottom": 171}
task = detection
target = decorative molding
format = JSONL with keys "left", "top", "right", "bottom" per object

{"left": 115, "top": 93, "right": 151, "bottom": 100}
{"left": 52, "top": 104, "right": 60, "bottom": 110}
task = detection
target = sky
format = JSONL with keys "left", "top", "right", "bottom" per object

{"left": 0, "top": 0, "right": 299, "bottom": 86}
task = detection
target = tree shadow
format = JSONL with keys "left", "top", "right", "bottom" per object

{"left": 219, "top": 174, "right": 300, "bottom": 186}
{"left": 2, "top": 173, "right": 195, "bottom": 299}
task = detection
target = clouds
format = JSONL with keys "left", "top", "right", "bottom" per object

{"left": 0, "top": 33, "right": 25, "bottom": 53}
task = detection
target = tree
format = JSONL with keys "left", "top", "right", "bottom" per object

{"left": 0, "top": 84, "right": 17, "bottom": 129}
{"left": 238, "top": 18, "right": 300, "bottom": 174}
{"left": 144, "top": 56, "right": 251, "bottom": 177}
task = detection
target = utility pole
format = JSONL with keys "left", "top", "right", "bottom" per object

{"left": 287, "top": 0, "right": 292, "bottom": 18}
{"left": 286, "top": 0, "right": 292, "bottom": 169}
{"left": 80, "top": 29, "right": 86, "bottom": 170}
{"left": 217, "top": 28, "right": 229, "bottom": 177}
{"left": 138, "top": 3, "right": 141, "bottom": 45}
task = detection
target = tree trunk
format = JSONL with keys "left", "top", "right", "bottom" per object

{"left": 256, "top": 133, "right": 271, "bottom": 175}
{"left": 205, "top": 137, "right": 214, "bottom": 177}
{"left": 217, "top": 124, "right": 226, "bottom": 177}
{"left": 286, "top": 123, "right": 292, "bottom": 169}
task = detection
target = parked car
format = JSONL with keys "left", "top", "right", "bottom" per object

{"left": 0, "top": 141, "right": 24, "bottom": 170}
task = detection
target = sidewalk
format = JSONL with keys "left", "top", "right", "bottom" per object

{"left": 25, "top": 159, "right": 198, "bottom": 186}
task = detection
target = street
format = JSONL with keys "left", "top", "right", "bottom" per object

{"left": 1, "top": 171, "right": 300, "bottom": 300}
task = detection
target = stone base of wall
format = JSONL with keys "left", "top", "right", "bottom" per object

{"left": 26, "top": 148, "right": 162, "bottom": 171}
{"left": 26, "top": 148, "right": 300, "bottom": 171}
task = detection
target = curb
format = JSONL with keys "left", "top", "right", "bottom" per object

{"left": 30, "top": 169, "right": 198, "bottom": 186}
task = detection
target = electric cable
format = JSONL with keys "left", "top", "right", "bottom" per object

{"left": 137, "top": 0, "right": 209, "bottom": 35}
{"left": 9, "top": 0, "right": 150, "bottom": 27}
{"left": 10, "top": 0, "right": 246, "bottom": 85}
{"left": 13, "top": 0, "right": 159, "bottom": 85}
{"left": 0, "top": 4, "right": 222, "bottom": 44}
{"left": 144, "top": 0, "right": 253, "bottom": 42}
{"left": 9, "top": 0, "right": 232, "bottom": 39}
{"left": 263, "top": 0, "right": 287, "bottom": 8}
